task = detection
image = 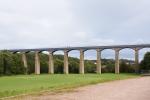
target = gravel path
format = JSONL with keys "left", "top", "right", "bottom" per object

{"left": 14, "top": 77, "right": 150, "bottom": 100}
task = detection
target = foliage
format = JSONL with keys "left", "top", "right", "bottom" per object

{"left": 0, "top": 51, "right": 138, "bottom": 75}
{"left": 0, "top": 51, "right": 26, "bottom": 75}
{"left": 120, "top": 61, "right": 135, "bottom": 73}
{"left": 140, "top": 52, "right": 150, "bottom": 70}
{"left": 85, "top": 60, "right": 96, "bottom": 73}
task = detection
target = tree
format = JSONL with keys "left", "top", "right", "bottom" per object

{"left": 140, "top": 52, "right": 150, "bottom": 70}
{"left": 0, "top": 51, "right": 13, "bottom": 75}
{"left": 11, "top": 53, "right": 26, "bottom": 74}
{"left": 69, "top": 57, "right": 79, "bottom": 73}
{"left": 120, "top": 61, "right": 134, "bottom": 73}
{"left": 0, "top": 52, "right": 4, "bottom": 75}
{"left": 0, "top": 51, "right": 26, "bottom": 75}
{"left": 85, "top": 60, "right": 96, "bottom": 73}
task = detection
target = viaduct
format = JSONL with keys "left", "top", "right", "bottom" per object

{"left": 7, "top": 44, "right": 150, "bottom": 74}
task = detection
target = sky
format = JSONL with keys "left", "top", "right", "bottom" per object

{"left": 0, "top": 0, "right": 150, "bottom": 60}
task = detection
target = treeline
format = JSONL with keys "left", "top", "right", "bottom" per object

{"left": 0, "top": 51, "right": 97, "bottom": 75}
{"left": 0, "top": 51, "right": 25, "bottom": 75}
{"left": 0, "top": 50, "right": 147, "bottom": 76}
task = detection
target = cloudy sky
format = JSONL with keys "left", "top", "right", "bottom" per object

{"left": 0, "top": 0, "right": 150, "bottom": 60}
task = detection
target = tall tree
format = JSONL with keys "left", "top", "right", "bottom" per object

{"left": 140, "top": 52, "right": 150, "bottom": 70}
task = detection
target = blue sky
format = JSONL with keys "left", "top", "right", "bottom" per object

{"left": 0, "top": 0, "right": 150, "bottom": 60}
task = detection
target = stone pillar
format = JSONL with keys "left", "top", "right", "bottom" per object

{"left": 134, "top": 48, "right": 139, "bottom": 73}
{"left": 64, "top": 50, "right": 69, "bottom": 74}
{"left": 35, "top": 51, "right": 40, "bottom": 75}
{"left": 96, "top": 49, "right": 102, "bottom": 74}
{"left": 80, "top": 49, "right": 84, "bottom": 74}
{"left": 115, "top": 49, "right": 120, "bottom": 74}
{"left": 48, "top": 51, "right": 54, "bottom": 74}
{"left": 22, "top": 52, "right": 28, "bottom": 74}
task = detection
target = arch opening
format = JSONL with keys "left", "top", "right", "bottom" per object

{"left": 68, "top": 50, "right": 80, "bottom": 73}
{"left": 84, "top": 50, "right": 97, "bottom": 73}
{"left": 139, "top": 48, "right": 150, "bottom": 71}
{"left": 120, "top": 48, "right": 135, "bottom": 73}
{"left": 39, "top": 51, "right": 49, "bottom": 74}
{"left": 101, "top": 49, "right": 115, "bottom": 73}
{"left": 53, "top": 50, "right": 64, "bottom": 74}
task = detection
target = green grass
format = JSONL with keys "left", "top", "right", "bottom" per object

{"left": 0, "top": 73, "right": 139, "bottom": 98}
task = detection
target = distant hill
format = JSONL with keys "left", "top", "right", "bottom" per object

{"left": 91, "top": 59, "right": 134, "bottom": 66}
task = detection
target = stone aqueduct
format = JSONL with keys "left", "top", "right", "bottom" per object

{"left": 7, "top": 44, "right": 150, "bottom": 74}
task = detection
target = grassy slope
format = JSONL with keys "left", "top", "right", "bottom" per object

{"left": 0, "top": 74, "right": 139, "bottom": 98}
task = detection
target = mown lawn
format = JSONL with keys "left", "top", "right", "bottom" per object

{"left": 0, "top": 73, "right": 139, "bottom": 98}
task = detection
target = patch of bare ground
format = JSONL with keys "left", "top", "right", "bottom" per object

{"left": 7, "top": 77, "right": 150, "bottom": 100}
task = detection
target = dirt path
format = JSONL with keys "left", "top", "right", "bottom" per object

{"left": 14, "top": 77, "right": 150, "bottom": 100}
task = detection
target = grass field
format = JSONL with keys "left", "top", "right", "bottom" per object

{"left": 0, "top": 73, "right": 139, "bottom": 98}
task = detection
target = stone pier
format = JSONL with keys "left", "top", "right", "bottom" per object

{"left": 80, "top": 49, "right": 84, "bottom": 74}
{"left": 48, "top": 51, "right": 54, "bottom": 74}
{"left": 134, "top": 48, "right": 139, "bottom": 73}
{"left": 35, "top": 51, "right": 40, "bottom": 75}
{"left": 22, "top": 52, "right": 28, "bottom": 74}
{"left": 115, "top": 49, "right": 120, "bottom": 74}
{"left": 96, "top": 49, "right": 102, "bottom": 74}
{"left": 64, "top": 50, "right": 69, "bottom": 74}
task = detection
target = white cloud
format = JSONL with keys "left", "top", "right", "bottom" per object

{"left": 0, "top": 0, "right": 150, "bottom": 60}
